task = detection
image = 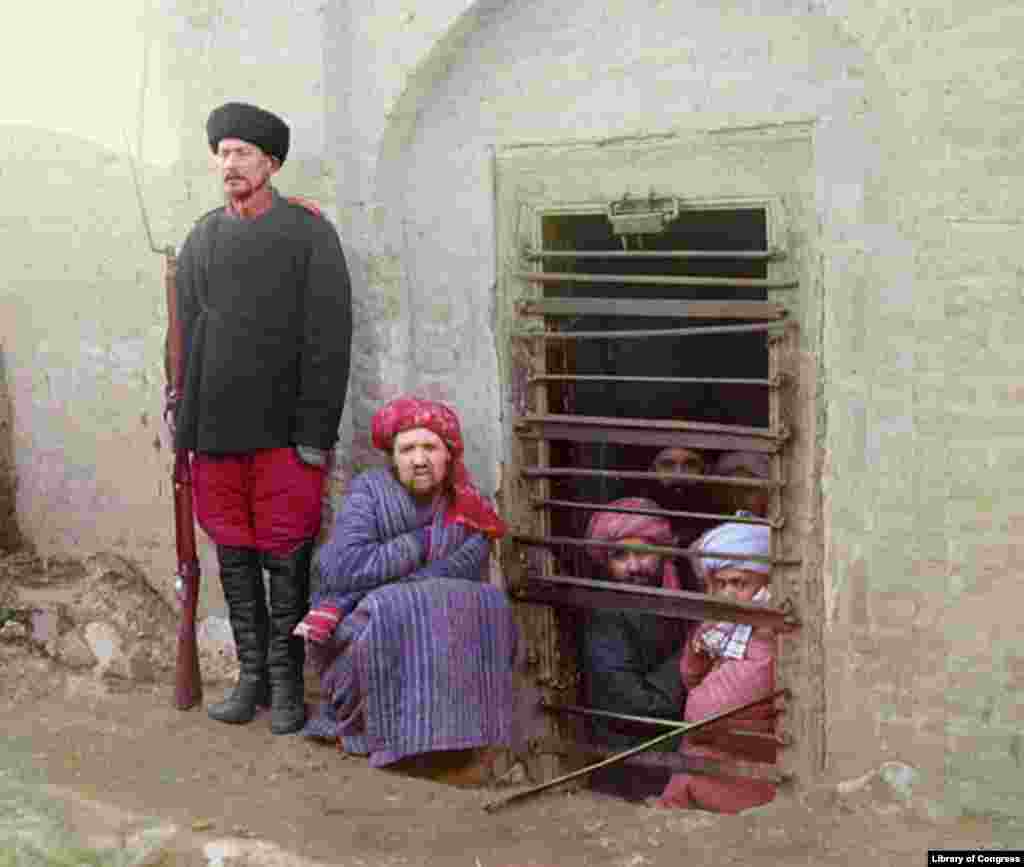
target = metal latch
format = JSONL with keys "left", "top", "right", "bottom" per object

{"left": 607, "top": 192, "right": 680, "bottom": 236}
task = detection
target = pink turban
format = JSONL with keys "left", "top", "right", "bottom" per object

{"left": 585, "top": 497, "right": 682, "bottom": 590}
{"left": 371, "top": 396, "right": 506, "bottom": 539}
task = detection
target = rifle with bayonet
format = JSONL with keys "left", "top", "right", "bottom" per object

{"left": 125, "top": 137, "right": 202, "bottom": 710}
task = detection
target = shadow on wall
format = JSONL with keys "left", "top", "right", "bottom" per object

{"left": 0, "top": 347, "right": 22, "bottom": 552}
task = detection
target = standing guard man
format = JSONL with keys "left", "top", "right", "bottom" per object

{"left": 169, "top": 101, "right": 352, "bottom": 734}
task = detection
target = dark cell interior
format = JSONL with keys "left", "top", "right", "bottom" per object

{"left": 540, "top": 209, "right": 770, "bottom": 564}
{"left": 539, "top": 209, "right": 773, "bottom": 800}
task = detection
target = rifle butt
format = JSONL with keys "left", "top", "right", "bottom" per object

{"left": 171, "top": 449, "right": 203, "bottom": 710}
{"left": 174, "top": 612, "right": 202, "bottom": 710}
{"left": 173, "top": 551, "right": 202, "bottom": 710}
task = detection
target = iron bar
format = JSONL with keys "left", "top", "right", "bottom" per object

{"left": 524, "top": 248, "right": 784, "bottom": 261}
{"left": 482, "top": 690, "right": 787, "bottom": 812}
{"left": 518, "top": 420, "right": 780, "bottom": 454}
{"left": 514, "top": 270, "right": 797, "bottom": 290}
{"left": 520, "top": 467, "right": 781, "bottom": 489}
{"left": 531, "top": 498, "right": 779, "bottom": 528}
{"left": 517, "top": 298, "right": 785, "bottom": 320}
{"left": 512, "top": 533, "right": 798, "bottom": 566}
{"left": 521, "top": 413, "right": 783, "bottom": 439}
{"left": 517, "top": 575, "right": 798, "bottom": 630}
{"left": 528, "top": 373, "right": 779, "bottom": 387}
{"left": 512, "top": 321, "right": 783, "bottom": 340}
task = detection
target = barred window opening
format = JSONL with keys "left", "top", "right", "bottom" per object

{"left": 507, "top": 199, "right": 799, "bottom": 800}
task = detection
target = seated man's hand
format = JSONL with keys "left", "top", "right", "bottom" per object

{"left": 294, "top": 604, "right": 342, "bottom": 644}
{"left": 692, "top": 624, "right": 718, "bottom": 656}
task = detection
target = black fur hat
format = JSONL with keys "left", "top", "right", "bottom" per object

{"left": 206, "top": 102, "right": 290, "bottom": 164}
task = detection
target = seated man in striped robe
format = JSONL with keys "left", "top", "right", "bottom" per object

{"left": 294, "top": 397, "right": 516, "bottom": 766}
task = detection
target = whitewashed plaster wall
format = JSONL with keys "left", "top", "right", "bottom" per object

{"left": 325, "top": 0, "right": 1024, "bottom": 819}
{"left": 2, "top": 0, "right": 335, "bottom": 611}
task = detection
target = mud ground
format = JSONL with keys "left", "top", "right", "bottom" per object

{"left": 1, "top": 551, "right": 1021, "bottom": 865}
{"left": 6, "top": 648, "right": 1024, "bottom": 865}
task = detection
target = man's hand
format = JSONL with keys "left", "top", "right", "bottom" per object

{"left": 692, "top": 626, "right": 714, "bottom": 657}
{"left": 293, "top": 604, "right": 341, "bottom": 644}
{"left": 163, "top": 387, "right": 179, "bottom": 439}
{"left": 295, "top": 445, "right": 328, "bottom": 467}
{"left": 287, "top": 195, "right": 322, "bottom": 218}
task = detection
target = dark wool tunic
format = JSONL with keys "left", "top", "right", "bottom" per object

{"left": 174, "top": 189, "right": 352, "bottom": 454}
{"left": 581, "top": 610, "right": 688, "bottom": 749}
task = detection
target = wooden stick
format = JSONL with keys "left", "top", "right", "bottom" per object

{"left": 542, "top": 702, "right": 787, "bottom": 746}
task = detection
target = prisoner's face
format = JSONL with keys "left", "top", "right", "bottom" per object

{"left": 720, "top": 468, "right": 772, "bottom": 518}
{"left": 392, "top": 427, "right": 450, "bottom": 498}
{"left": 710, "top": 567, "right": 768, "bottom": 604}
{"left": 607, "top": 537, "right": 664, "bottom": 587}
{"left": 652, "top": 448, "right": 705, "bottom": 489}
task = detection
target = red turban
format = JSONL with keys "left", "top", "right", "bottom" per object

{"left": 585, "top": 497, "right": 682, "bottom": 590}
{"left": 371, "top": 397, "right": 506, "bottom": 539}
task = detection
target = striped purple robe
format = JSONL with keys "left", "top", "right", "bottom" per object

{"left": 303, "top": 468, "right": 516, "bottom": 764}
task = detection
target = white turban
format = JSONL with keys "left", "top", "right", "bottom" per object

{"left": 692, "top": 521, "right": 771, "bottom": 582}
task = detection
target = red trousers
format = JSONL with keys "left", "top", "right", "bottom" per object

{"left": 192, "top": 447, "right": 326, "bottom": 555}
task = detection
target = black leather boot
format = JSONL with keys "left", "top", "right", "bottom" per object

{"left": 207, "top": 545, "right": 270, "bottom": 724}
{"left": 264, "top": 541, "right": 313, "bottom": 735}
